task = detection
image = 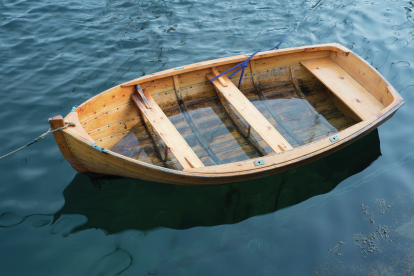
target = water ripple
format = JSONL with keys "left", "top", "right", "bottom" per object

{"left": 1, "top": 0, "right": 414, "bottom": 275}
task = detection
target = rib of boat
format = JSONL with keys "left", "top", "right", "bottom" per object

{"left": 49, "top": 43, "right": 404, "bottom": 185}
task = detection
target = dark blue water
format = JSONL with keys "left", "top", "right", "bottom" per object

{"left": 1, "top": 0, "right": 414, "bottom": 275}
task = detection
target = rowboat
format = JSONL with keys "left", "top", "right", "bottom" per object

{"left": 49, "top": 43, "right": 404, "bottom": 185}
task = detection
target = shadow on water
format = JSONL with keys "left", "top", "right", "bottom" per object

{"left": 53, "top": 129, "right": 381, "bottom": 234}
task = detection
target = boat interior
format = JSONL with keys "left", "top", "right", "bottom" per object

{"left": 75, "top": 48, "right": 394, "bottom": 171}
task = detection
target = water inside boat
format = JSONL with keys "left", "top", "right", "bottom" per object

{"left": 83, "top": 60, "right": 361, "bottom": 171}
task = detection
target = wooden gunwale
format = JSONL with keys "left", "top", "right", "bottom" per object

{"left": 57, "top": 43, "right": 404, "bottom": 185}
{"left": 119, "top": 44, "right": 350, "bottom": 88}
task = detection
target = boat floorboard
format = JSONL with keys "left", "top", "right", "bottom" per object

{"left": 109, "top": 64, "right": 358, "bottom": 170}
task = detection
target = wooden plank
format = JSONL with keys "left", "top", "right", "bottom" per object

{"left": 211, "top": 68, "right": 228, "bottom": 87}
{"left": 172, "top": 75, "right": 223, "bottom": 165}
{"left": 184, "top": 116, "right": 377, "bottom": 174}
{"left": 211, "top": 94, "right": 267, "bottom": 156}
{"left": 183, "top": 95, "right": 402, "bottom": 175}
{"left": 300, "top": 57, "right": 385, "bottom": 120}
{"left": 330, "top": 51, "right": 394, "bottom": 106}
{"left": 249, "top": 60, "right": 259, "bottom": 88}
{"left": 136, "top": 84, "right": 151, "bottom": 109}
{"left": 207, "top": 70, "right": 293, "bottom": 153}
{"left": 250, "top": 61, "right": 305, "bottom": 146}
{"left": 78, "top": 85, "right": 136, "bottom": 123}
{"left": 328, "top": 91, "right": 361, "bottom": 122}
{"left": 131, "top": 91, "right": 205, "bottom": 170}
{"left": 82, "top": 103, "right": 140, "bottom": 133}
{"left": 289, "top": 66, "right": 305, "bottom": 98}
{"left": 141, "top": 114, "right": 177, "bottom": 170}
{"left": 286, "top": 75, "right": 338, "bottom": 134}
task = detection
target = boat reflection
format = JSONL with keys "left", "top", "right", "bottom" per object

{"left": 54, "top": 129, "right": 381, "bottom": 234}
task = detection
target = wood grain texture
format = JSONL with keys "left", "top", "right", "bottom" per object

{"left": 211, "top": 67, "right": 228, "bottom": 87}
{"left": 52, "top": 43, "right": 404, "bottom": 185}
{"left": 49, "top": 115, "right": 89, "bottom": 173}
{"left": 289, "top": 66, "right": 305, "bottom": 98}
{"left": 64, "top": 112, "right": 95, "bottom": 143}
{"left": 58, "top": 96, "right": 402, "bottom": 185}
{"left": 328, "top": 91, "right": 362, "bottom": 123}
{"left": 207, "top": 71, "right": 293, "bottom": 153}
{"left": 173, "top": 75, "right": 223, "bottom": 165}
{"left": 330, "top": 51, "right": 394, "bottom": 106}
{"left": 184, "top": 115, "right": 375, "bottom": 174}
{"left": 120, "top": 43, "right": 347, "bottom": 87}
{"left": 131, "top": 92, "right": 204, "bottom": 169}
{"left": 251, "top": 63, "right": 305, "bottom": 146}
{"left": 212, "top": 91, "right": 267, "bottom": 156}
{"left": 301, "top": 57, "right": 385, "bottom": 120}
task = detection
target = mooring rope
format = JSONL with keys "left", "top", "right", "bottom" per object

{"left": 210, "top": 0, "right": 324, "bottom": 89}
{"left": 0, "top": 122, "right": 75, "bottom": 160}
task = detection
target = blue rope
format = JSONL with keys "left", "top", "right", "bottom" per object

{"left": 209, "top": 28, "right": 294, "bottom": 89}
{"left": 210, "top": 0, "right": 323, "bottom": 89}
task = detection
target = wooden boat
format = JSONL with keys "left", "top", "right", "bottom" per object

{"left": 49, "top": 43, "right": 404, "bottom": 185}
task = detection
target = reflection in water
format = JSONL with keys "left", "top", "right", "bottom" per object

{"left": 54, "top": 129, "right": 381, "bottom": 234}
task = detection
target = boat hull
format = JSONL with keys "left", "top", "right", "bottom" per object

{"left": 50, "top": 43, "right": 404, "bottom": 185}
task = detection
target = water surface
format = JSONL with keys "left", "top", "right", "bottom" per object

{"left": 1, "top": 0, "right": 414, "bottom": 275}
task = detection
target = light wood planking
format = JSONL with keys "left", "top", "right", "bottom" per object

{"left": 49, "top": 115, "right": 89, "bottom": 173}
{"left": 137, "top": 84, "right": 152, "bottom": 109}
{"left": 120, "top": 44, "right": 343, "bottom": 88}
{"left": 211, "top": 92, "right": 267, "bottom": 156}
{"left": 184, "top": 116, "right": 377, "bottom": 174}
{"left": 249, "top": 61, "right": 305, "bottom": 146}
{"left": 64, "top": 112, "right": 95, "bottom": 143}
{"left": 289, "top": 66, "right": 305, "bottom": 98}
{"left": 328, "top": 91, "right": 362, "bottom": 122}
{"left": 183, "top": 94, "right": 403, "bottom": 175}
{"left": 173, "top": 75, "right": 223, "bottom": 165}
{"left": 211, "top": 67, "right": 228, "bottom": 87}
{"left": 207, "top": 70, "right": 293, "bottom": 153}
{"left": 330, "top": 51, "right": 394, "bottom": 106}
{"left": 131, "top": 92, "right": 205, "bottom": 169}
{"left": 77, "top": 85, "right": 136, "bottom": 123}
{"left": 301, "top": 57, "right": 385, "bottom": 120}
{"left": 141, "top": 114, "right": 178, "bottom": 170}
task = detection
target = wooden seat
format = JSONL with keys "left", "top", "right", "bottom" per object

{"left": 131, "top": 88, "right": 205, "bottom": 169}
{"left": 206, "top": 69, "right": 293, "bottom": 153}
{"left": 300, "top": 57, "right": 385, "bottom": 120}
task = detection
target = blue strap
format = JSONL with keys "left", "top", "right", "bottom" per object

{"left": 26, "top": 139, "right": 38, "bottom": 147}
{"left": 209, "top": 28, "right": 295, "bottom": 89}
